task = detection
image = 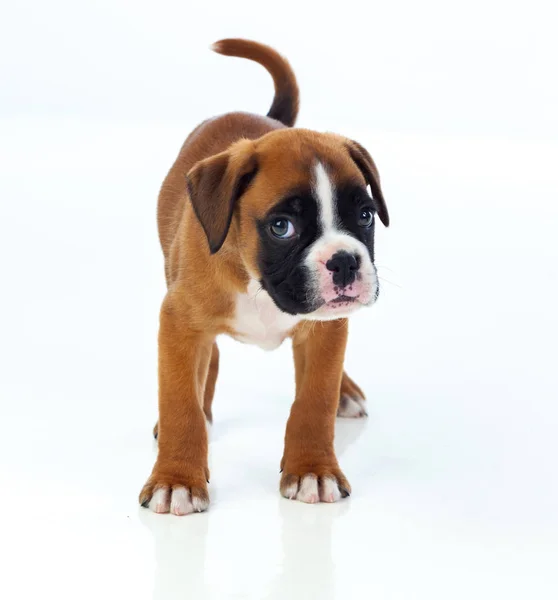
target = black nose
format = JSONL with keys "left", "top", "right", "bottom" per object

{"left": 326, "top": 251, "right": 360, "bottom": 288}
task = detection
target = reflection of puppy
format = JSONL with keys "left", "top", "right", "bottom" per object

{"left": 139, "top": 510, "right": 210, "bottom": 600}
{"left": 266, "top": 500, "right": 349, "bottom": 600}
{"left": 140, "top": 39, "right": 389, "bottom": 515}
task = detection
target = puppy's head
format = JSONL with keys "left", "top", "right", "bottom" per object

{"left": 186, "top": 129, "right": 389, "bottom": 320}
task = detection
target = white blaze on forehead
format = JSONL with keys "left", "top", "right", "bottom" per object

{"left": 313, "top": 162, "right": 337, "bottom": 232}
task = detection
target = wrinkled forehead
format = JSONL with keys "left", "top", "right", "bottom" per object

{"left": 247, "top": 131, "right": 366, "bottom": 218}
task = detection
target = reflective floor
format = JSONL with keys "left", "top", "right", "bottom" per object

{"left": 1, "top": 119, "right": 557, "bottom": 599}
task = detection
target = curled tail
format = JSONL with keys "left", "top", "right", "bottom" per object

{"left": 211, "top": 38, "right": 299, "bottom": 127}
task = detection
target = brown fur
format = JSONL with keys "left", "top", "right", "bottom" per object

{"left": 140, "top": 39, "right": 387, "bottom": 510}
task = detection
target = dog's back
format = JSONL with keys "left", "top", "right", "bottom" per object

{"left": 157, "top": 39, "right": 300, "bottom": 260}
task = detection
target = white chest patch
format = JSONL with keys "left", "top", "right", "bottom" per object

{"left": 231, "top": 280, "right": 301, "bottom": 351}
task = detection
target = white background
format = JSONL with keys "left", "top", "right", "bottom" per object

{"left": 1, "top": 1, "right": 557, "bottom": 598}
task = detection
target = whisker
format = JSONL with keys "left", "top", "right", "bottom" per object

{"left": 375, "top": 264, "right": 396, "bottom": 274}
{"left": 377, "top": 275, "right": 402, "bottom": 289}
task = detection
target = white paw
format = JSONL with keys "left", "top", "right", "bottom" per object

{"left": 318, "top": 477, "right": 342, "bottom": 503}
{"left": 296, "top": 475, "right": 320, "bottom": 503}
{"left": 337, "top": 395, "right": 368, "bottom": 418}
{"left": 283, "top": 475, "right": 343, "bottom": 504}
{"left": 148, "top": 487, "right": 209, "bottom": 516}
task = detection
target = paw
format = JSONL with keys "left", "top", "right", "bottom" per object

{"left": 280, "top": 470, "right": 351, "bottom": 504}
{"left": 338, "top": 372, "right": 367, "bottom": 418}
{"left": 139, "top": 471, "right": 209, "bottom": 516}
{"left": 337, "top": 394, "right": 367, "bottom": 418}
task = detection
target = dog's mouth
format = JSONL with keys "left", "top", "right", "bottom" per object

{"left": 304, "top": 290, "right": 374, "bottom": 321}
{"left": 325, "top": 295, "right": 359, "bottom": 307}
{"left": 328, "top": 294, "right": 358, "bottom": 304}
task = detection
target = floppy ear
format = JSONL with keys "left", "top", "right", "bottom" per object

{"left": 186, "top": 142, "right": 257, "bottom": 253}
{"left": 346, "top": 140, "right": 389, "bottom": 227}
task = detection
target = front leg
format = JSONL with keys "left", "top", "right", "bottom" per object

{"left": 281, "top": 319, "right": 351, "bottom": 503}
{"left": 139, "top": 296, "right": 213, "bottom": 515}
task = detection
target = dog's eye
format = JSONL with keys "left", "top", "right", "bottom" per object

{"left": 357, "top": 208, "right": 374, "bottom": 228}
{"left": 270, "top": 218, "right": 296, "bottom": 239}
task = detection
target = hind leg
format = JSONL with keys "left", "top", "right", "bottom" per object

{"left": 153, "top": 342, "right": 220, "bottom": 439}
{"left": 337, "top": 371, "right": 367, "bottom": 418}
{"left": 202, "top": 342, "right": 219, "bottom": 423}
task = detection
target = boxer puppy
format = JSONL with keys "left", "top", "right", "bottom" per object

{"left": 140, "top": 39, "right": 389, "bottom": 515}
